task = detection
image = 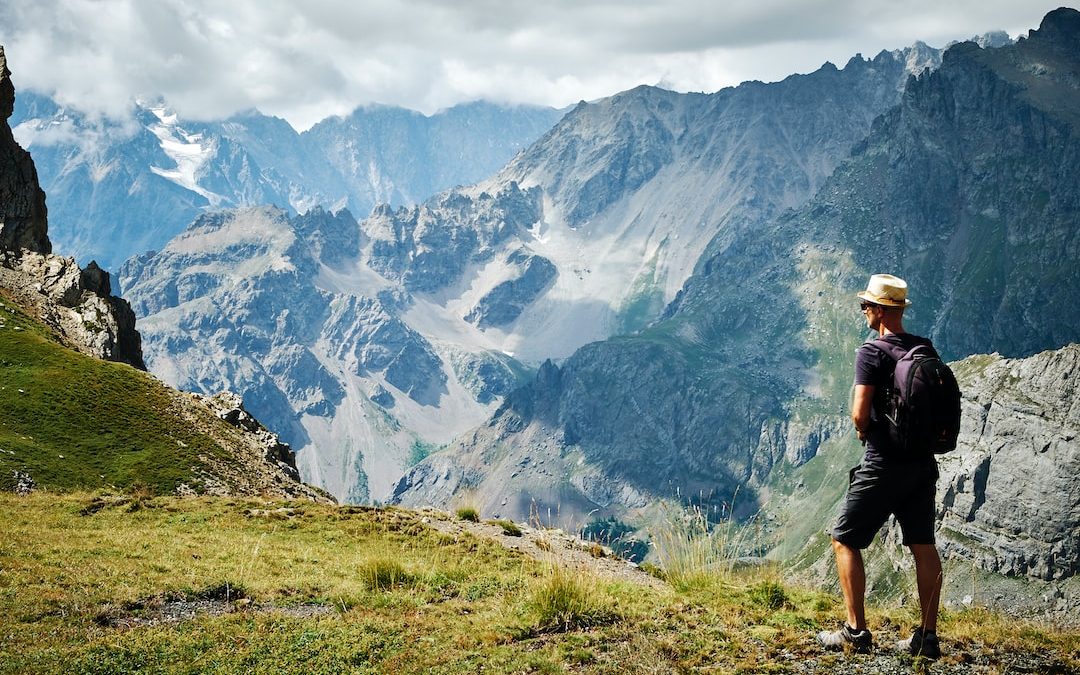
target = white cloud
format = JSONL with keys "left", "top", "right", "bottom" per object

{"left": 0, "top": 0, "right": 1062, "bottom": 131}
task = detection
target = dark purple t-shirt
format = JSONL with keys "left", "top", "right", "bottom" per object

{"left": 854, "top": 332, "right": 936, "bottom": 464}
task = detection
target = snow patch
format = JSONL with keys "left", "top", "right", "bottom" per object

{"left": 147, "top": 106, "right": 224, "bottom": 205}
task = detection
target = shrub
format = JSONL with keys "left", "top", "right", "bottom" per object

{"left": 456, "top": 507, "right": 480, "bottom": 522}
{"left": 748, "top": 580, "right": 790, "bottom": 610}
{"left": 488, "top": 519, "right": 522, "bottom": 537}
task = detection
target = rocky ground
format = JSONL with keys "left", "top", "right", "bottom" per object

{"left": 415, "top": 508, "right": 666, "bottom": 591}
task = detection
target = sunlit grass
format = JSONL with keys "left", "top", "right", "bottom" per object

{"left": 1, "top": 493, "right": 1076, "bottom": 674}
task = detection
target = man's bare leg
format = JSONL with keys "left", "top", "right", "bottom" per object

{"left": 909, "top": 544, "right": 942, "bottom": 631}
{"left": 832, "top": 537, "right": 867, "bottom": 630}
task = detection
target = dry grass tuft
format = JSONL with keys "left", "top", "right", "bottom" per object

{"left": 649, "top": 501, "right": 755, "bottom": 591}
{"left": 526, "top": 563, "right": 619, "bottom": 633}
{"left": 456, "top": 506, "right": 480, "bottom": 522}
{"left": 356, "top": 557, "right": 415, "bottom": 591}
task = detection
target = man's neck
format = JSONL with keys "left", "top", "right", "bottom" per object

{"left": 878, "top": 321, "right": 906, "bottom": 338}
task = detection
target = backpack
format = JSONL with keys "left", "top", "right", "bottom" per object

{"left": 871, "top": 339, "right": 962, "bottom": 454}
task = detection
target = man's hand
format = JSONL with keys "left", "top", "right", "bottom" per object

{"left": 851, "top": 384, "right": 874, "bottom": 446}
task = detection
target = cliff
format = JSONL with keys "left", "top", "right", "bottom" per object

{"left": 0, "top": 44, "right": 143, "bottom": 369}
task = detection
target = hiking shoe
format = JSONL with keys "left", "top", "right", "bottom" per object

{"left": 898, "top": 627, "right": 941, "bottom": 659}
{"left": 817, "top": 623, "right": 873, "bottom": 653}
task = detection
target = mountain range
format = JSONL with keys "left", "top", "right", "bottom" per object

{"left": 117, "top": 39, "right": 955, "bottom": 506}
{"left": 10, "top": 95, "right": 564, "bottom": 270}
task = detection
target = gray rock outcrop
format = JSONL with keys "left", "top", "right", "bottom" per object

{"left": 201, "top": 391, "right": 304, "bottom": 484}
{"left": 937, "top": 345, "right": 1080, "bottom": 581}
{"left": 465, "top": 250, "right": 557, "bottom": 328}
{"left": 0, "top": 252, "right": 144, "bottom": 368}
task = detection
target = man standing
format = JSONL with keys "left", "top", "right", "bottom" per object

{"left": 817, "top": 274, "right": 944, "bottom": 658}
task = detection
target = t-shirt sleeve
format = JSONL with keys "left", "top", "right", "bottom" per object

{"left": 854, "top": 343, "right": 880, "bottom": 386}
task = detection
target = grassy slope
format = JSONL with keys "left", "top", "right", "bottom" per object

{"left": 1, "top": 493, "right": 1077, "bottom": 674}
{"left": 0, "top": 293, "right": 233, "bottom": 494}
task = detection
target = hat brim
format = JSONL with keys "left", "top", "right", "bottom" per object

{"left": 856, "top": 291, "right": 911, "bottom": 307}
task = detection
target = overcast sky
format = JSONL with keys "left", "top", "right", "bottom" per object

{"left": 0, "top": 1, "right": 1066, "bottom": 131}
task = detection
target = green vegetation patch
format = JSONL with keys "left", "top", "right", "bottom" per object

{"left": 0, "top": 298, "right": 231, "bottom": 494}
{"left": 488, "top": 519, "right": 523, "bottom": 537}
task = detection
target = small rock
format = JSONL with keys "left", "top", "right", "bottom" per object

{"left": 12, "top": 470, "right": 35, "bottom": 495}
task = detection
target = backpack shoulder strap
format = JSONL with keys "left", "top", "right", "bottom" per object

{"left": 869, "top": 338, "right": 908, "bottom": 363}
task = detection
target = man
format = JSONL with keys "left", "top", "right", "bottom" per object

{"left": 817, "top": 273, "right": 943, "bottom": 659}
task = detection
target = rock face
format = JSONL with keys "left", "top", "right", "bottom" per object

{"left": 938, "top": 345, "right": 1080, "bottom": 581}
{"left": 120, "top": 206, "right": 522, "bottom": 503}
{"left": 0, "top": 253, "right": 144, "bottom": 368}
{"left": 362, "top": 181, "right": 543, "bottom": 293}
{"left": 0, "top": 46, "right": 143, "bottom": 369}
{"left": 0, "top": 47, "right": 48, "bottom": 256}
{"left": 465, "top": 249, "right": 557, "bottom": 328}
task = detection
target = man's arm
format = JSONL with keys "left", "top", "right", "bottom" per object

{"left": 851, "top": 384, "right": 874, "bottom": 444}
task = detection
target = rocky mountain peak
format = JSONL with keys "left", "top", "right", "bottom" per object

{"left": 1030, "top": 6, "right": 1080, "bottom": 50}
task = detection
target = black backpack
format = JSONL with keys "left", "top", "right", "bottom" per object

{"left": 872, "top": 339, "right": 962, "bottom": 454}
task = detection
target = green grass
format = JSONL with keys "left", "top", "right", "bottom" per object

{"left": 0, "top": 493, "right": 1076, "bottom": 674}
{"left": 0, "top": 295, "right": 245, "bottom": 495}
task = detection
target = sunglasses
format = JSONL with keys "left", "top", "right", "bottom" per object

{"left": 859, "top": 302, "right": 880, "bottom": 311}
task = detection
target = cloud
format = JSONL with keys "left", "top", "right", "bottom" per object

{"left": 0, "top": 0, "right": 1063, "bottom": 131}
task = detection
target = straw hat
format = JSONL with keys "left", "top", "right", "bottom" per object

{"left": 856, "top": 274, "right": 911, "bottom": 307}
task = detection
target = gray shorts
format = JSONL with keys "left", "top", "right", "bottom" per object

{"left": 831, "top": 459, "right": 939, "bottom": 549}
